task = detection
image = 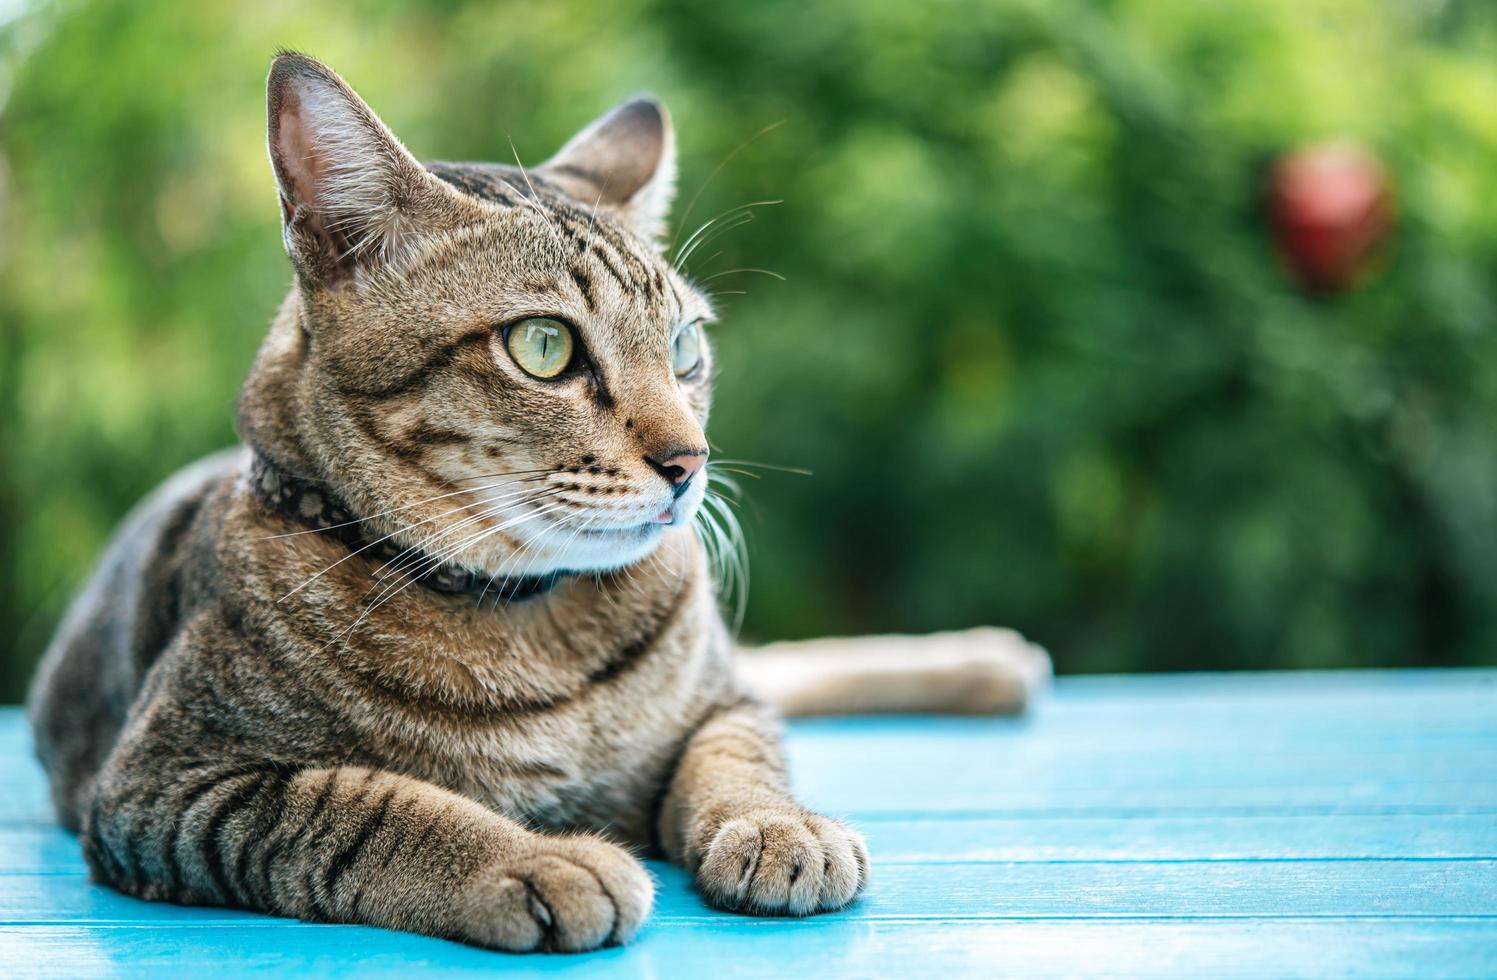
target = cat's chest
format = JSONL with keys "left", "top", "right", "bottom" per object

{"left": 461, "top": 698, "right": 690, "bottom": 838}
{"left": 395, "top": 610, "right": 732, "bottom": 843}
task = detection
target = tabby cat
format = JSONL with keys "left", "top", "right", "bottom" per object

{"left": 27, "top": 52, "right": 1050, "bottom": 952}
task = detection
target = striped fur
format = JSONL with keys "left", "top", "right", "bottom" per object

{"left": 27, "top": 53, "right": 873, "bottom": 951}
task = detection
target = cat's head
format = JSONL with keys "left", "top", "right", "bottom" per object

{"left": 239, "top": 52, "right": 716, "bottom": 578}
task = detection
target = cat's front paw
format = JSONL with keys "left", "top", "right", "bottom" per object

{"left": 695, "top": 808, "right": 869, "bottom": 915}
{"left": 461, "top": 835, "right": 654, "bottom": 952}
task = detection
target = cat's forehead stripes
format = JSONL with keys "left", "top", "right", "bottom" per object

{"left": 425, "top": 161, "right": 691, "bottom": 325}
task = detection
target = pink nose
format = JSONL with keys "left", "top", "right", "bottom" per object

{"left": 645, "top": 451, "right": 707, "bottom": 494}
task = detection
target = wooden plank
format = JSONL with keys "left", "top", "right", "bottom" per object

{"left": 787, "top": 744, "right": 1497, "bottom": 791}
{"left": 1050, "top": 668, "right": 1497, "bottom": 698}
{"left": 849, "top": 812, "right": 1497, "bottom": 862}
{"left": 3, "top": 919, "right": 1496, "bottom": 979}
{"left": 2, "top": 860, "right": 1494, "bottom": 925}
{"left": 6, "top": 811, "right": 1496, "bottom": 876}
{"left": 0, "top": 799, "right": 51, "bottom": 827}
{"left": 0, "top": 829, "right": 79, "bottom": 874}
{"left": 791, "top": 777, "right": 1497, "bottom": 816}
{"left": 4, "top": 729, "right": 1495, "bottom": 821}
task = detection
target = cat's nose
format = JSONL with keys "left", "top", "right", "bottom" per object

{"left": 644, "top": 450, "right": 707, "bottom": 497}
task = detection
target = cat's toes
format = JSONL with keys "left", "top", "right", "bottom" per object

{"left": 548, "top": 835, "right": 655, "bottom": 946}
{"left": 696, "top": 809, "right": 868, "bottom": 915}
{"left": 462, "top": 837, "right": 653, "bottom": 952}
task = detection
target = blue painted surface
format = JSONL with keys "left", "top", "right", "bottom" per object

{"left": 1, "top": 669, "right": 1495, "bottom": 977}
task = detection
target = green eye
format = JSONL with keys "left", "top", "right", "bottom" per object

{"left": 672, "top": 321, "right": 703, "bottom": 378}
{"left": 506, "top": 317, "right": 575, "bottom": 379}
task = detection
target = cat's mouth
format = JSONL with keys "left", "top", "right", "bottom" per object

{"left": 577, "top": 506, "right": 680, "bottom": 537}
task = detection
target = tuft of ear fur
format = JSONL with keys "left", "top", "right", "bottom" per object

{"left": 541, "top": 97, "right": 677, "bottom": 244}
{"left": 266, "top": 51, "right": 472, "bottom": 285}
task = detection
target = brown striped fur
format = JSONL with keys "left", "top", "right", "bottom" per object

{"left": 27, "top": 53, "right": 1048, "bottom": 952}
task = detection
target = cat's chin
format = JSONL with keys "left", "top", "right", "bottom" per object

{"left": 563, "top": 522, "right": 672, "bottom": 573}
{"left": 473, "top": 521, "right": 674, "bottom": 579}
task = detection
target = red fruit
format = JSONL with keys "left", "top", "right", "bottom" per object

{"left": 1268, "top": 141, "right": 1394, "bottom": 294}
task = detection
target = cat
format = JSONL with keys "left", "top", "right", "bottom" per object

{"left": 26, "top": 52, "right": 1050, "bottom": 952}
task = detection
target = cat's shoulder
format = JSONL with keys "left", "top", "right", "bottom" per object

{"left": 87, "top": 447, "right": 245, "bottom": 594}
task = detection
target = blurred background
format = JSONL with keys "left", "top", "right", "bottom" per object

{"left": 3, "top": 0, "right": 1497, "bottom": 701}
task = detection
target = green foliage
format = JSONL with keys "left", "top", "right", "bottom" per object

{"left": 3, "top": 0, "right": 1497, "bottom": 699}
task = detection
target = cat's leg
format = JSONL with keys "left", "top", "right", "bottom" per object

{"left": 656, "top": 697, "right": 869, "bottom": 915}
{"left": 84, "top": 755, "right": 653, "bottom": 951}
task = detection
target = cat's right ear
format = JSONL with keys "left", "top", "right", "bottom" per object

{"left": 266, "top": 52, "right": 470, "bottom": 286}
{"left": 540, "top": 97, "right": 677, "bottom": 245}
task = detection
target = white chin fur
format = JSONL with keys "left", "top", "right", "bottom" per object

{"left": 466, "top": 494, "right": 701, "bottom": 577}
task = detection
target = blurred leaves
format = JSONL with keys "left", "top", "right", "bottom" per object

{"left": 2, "top": 0, "right": 1496, "bottom": 698}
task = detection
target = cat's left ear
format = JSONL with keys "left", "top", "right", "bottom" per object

{"left": 540, "top": 97, "right": 677, "bottom": 245}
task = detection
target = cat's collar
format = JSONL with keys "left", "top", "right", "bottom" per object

{"left": 248, "top": 453, "right": 568, "bottom": 603}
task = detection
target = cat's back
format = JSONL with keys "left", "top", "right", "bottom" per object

{"left": 27, "top": 448, "right": 243, "bottom": 828}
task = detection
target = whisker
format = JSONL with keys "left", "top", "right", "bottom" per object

{"left": 677, "top": 207, "right": 772, "bottom": 272}
{"left": 705, "top": 468, "right": 744, "bottom": 493}
{"left": 669, "top": 120, "right": 784, "bottom": 257}
{"left": 451, "top": 466, "right": 557, "bottom": 483}
{"left": 257, "top": 471, "right": 550, "bottom": 540}
{"left": 486, "top": 499, "right": 578, "bottom": 606}
{"left": 587, "top": 180, "right": 608, "bottom": 236}
{"left": 501, "top": 506, "right": 598, "bottom": 607}
{"left": 373, "top": 487, "right": 566, "bottom": 584}
{"left": 693, "top": 484, "right": 750, "bottom": 634}
{"left": 276, "top": 491, "right": 514, "bottom": 603}
{"left": 356, "top": 494, "right": 567, "bottom": 614}
{"left": 673, "top": 201, "right": 781, "bottom": 272}
{"left": 367, "top": 484, "right": 563, "bottom": 583}
{"left": 504, "top": 512, "right": 566, "bottom": 605}
{"left": 473, "top": 492, "right": 593, "bottom": 606}
{"left": 507, "top": 136, "right": 564, "bottom": 238}
{"left": 709, "top": 458, "right": 814, "bottom": 477}
{"left": 350, "top": 500, "right": 571, "bottom": 633}
{"left": 698, "top": 267, "right": 786, "bottom": 283}
{"left": 418, "top": 497, "right": 569, "bottom": 583}
{"left": 550, "top": 512, "right": 595, "bottom": 571}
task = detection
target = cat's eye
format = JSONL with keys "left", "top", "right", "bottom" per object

{"left": 506, "top": 317, "right": 575, "bottom": 379}
{"left": 672, "top": 321, "right": 703, "bottom": 378}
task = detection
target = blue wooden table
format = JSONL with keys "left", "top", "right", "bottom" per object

{"left": 2, "top": 669, "right": 1494, "bottom": 977}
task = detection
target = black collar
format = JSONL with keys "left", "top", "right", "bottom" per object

{"left": 249, "top": 453, "right": 567, "bottom": 602}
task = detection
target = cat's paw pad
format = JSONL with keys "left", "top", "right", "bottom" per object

{"left": 696, "top": 809, "right": 868, "bottom": 915}
{"left": 464, "top": 836, "right": 653, "bottom": 952}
